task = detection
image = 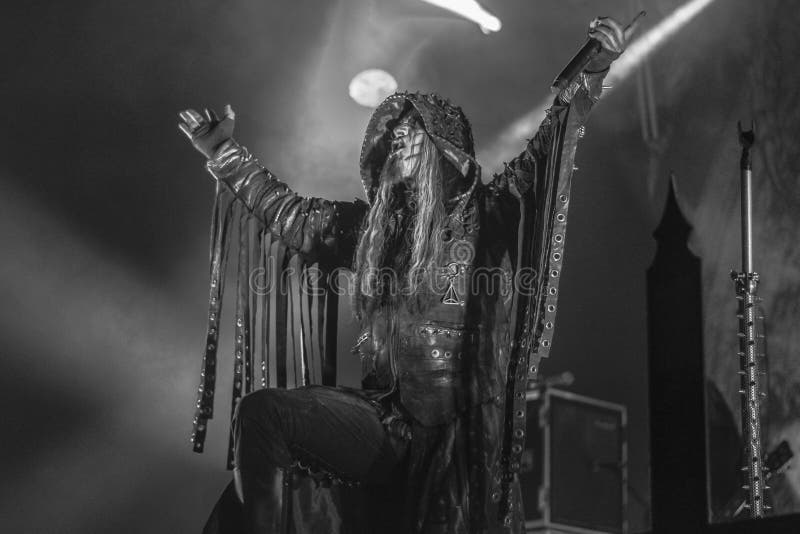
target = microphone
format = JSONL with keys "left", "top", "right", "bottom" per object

{"left": 527, "top": 371, "right": 575, "bottom": 391}
{"left": 542, "top": 371, "right": 575, "bottom": 388}
{"left": 550, "top": 38, "right": 603, "bottom": 94}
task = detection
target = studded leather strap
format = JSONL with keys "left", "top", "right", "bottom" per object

{"left": 191, "top": 184, "right": 235, "bottom": 453}
{"left": 496, "top": 69, "right": 607, "bottom": 525}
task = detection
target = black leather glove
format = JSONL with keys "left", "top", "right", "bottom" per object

{"left": 584, "top": 13, "right": 644, "bottom": 73}
{"left": 178, "top": 104, "right": 236, "bottom": 159}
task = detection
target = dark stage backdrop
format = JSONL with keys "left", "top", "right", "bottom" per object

{"left": 1, "top": 1, "right": 798, "bottom": 532}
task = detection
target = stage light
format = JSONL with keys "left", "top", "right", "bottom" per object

{"left": 348, "top": 68, "right": 398, "bottom": 108}
{"left": 419, "top": 0, "right": 501, "bottom": 34}
{"left": 480, "top": 0, "right": 718, "bottom": 169}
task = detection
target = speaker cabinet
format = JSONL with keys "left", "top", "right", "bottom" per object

{"left": 521, "top": 388, "right": 627, "bottom": 534}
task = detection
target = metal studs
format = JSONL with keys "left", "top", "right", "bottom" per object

{"left": 545, "top": 322, "right": 553, "bottom": 329}
{"left": 549, "top": 287, "right": 557, "bottom": 295}
{"left": 514, "top": 429, "right": 524, "bottom": 438}
{"left": 236, "top": 317, "right": 243, "bottom": 327}
{"left": 554, "top": 234, "right": 563, "bottom": 243}
{"left": 444, "top": 351, "right": 452, "bottom": 359}
{"left": 431, "top": 349, "right": 441, "bottom": 358}
{"left": 551, "top": 269, "right": 559, "bottom": 277}
{"left": 559, "top": 194, "right": 568, "bottom": 203}
{"left": 542, "top": 339, "right": 551, "bottom": 348}
{"left": 556, "top": 213, "right": 566, "bottom": 222}
{"left": 553, "top": 252, "right": 561, "bottom": 261}
{"left": 547, "top": 305, "right": 556, "bottom": 313}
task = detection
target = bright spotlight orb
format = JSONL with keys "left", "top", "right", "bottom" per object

{"left": 348, "top": 69, "right": 398, "bottom": 108}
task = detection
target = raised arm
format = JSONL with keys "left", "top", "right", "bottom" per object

{"left": 493, "top": 16, "right": 643, "bottom": 521}
{"left": 495, "top": 15, "right": 642, "bottom": 196}
{"left": 178, "top": 106, "right": 367, "bottom": 266}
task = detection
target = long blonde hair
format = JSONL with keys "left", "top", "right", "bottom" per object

{"left": 352, "top": 131, "right": 448, "bottom": 319}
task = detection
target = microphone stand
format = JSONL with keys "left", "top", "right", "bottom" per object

{"left": 730, "top": 121, "right": 768, "bottom": 518}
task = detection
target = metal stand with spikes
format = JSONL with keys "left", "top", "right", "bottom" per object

{"left": 730, "top": 121, "right": 768, "bottom": 518}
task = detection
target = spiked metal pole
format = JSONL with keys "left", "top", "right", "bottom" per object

{"left": 730, "top": 121, "right": 766, "bottom": 518}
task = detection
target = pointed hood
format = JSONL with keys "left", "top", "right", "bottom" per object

{"left": 359, "top": 91, "right": 480, "bottom": 204}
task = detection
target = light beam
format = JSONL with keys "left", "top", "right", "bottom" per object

{"left": 479, "top": 0, "right": 718, "bottom": 170}
{"left": 419, "top": 0, "right": 502, "bottom": 34}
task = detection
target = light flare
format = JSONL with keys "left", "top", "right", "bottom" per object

{"left": 348, "top": 68, "right": 398, "bottom": 108}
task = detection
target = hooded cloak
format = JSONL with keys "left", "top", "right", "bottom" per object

{"left": 194, "top": 70, "right": 607, "bottom": 533}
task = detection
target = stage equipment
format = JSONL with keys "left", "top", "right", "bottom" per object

{"left": 521, "top": 387, "right": 627, "bottom": 534}
{"left": 729, "top": 121, "right": 769, "bottom": 518}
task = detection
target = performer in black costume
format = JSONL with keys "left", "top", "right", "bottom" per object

{"left": 180, "top": 15, "right": 640, "bottom": 534}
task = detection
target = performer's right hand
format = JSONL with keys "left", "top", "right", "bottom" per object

{"left": 178, "top": 104, "right": 236, "bottom": 159}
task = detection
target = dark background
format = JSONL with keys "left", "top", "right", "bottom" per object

{"left": 2, "top": 1, "right": 799, "bottom": 532}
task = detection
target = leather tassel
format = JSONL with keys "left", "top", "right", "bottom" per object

{"left": 274, "top": 244, "right": 288, "bottom": 388}
{"left": 292, "top": 255, "right": 311, "bottom": 386}
{"left": 316, "top": 271, "right": 330, "bottom": 386}
{"left": 248, "top": 217, "right": 259, "bottom": 393}
{"left": 192, "top": 185, "right": 235, "bottom": 454}
{"left": 498, "top": 92, "right": 584, "bottom": 523}
{"left": 228, "top": 208, "right": 252, "bottom": 469}
{"left": 259, "top": 231, "right": 273, "bottom": 389}
{"left": 286, "top": 258, "right": 299, "bottom": 387}
{"left": 306, "top": 264, "right": 319, "bottom": 383}
{"left": 323, "top": 276, "right": 339, "bottom": 387}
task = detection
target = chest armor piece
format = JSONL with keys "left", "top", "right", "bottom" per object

{"left": 394, "top": 195, "right": 482, "bottom": 426}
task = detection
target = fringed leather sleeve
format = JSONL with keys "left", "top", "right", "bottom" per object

{"left": 191, "top": 140, "right": 366, "bottom": 464}
{"left": 498, "top": 69, "right": 607, "bottom": 198}
{"left": 206, "top": 138, "right": 368, "bottom": 267}
{"left": 493, "top": 68, "right": 608, "bottom": 527}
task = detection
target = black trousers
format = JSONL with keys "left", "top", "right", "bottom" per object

{"left": 203, "top": 386, "right": 412, "bottom": 533}
{"left": 234, "top": 385, "right": 408, "bottom": 485}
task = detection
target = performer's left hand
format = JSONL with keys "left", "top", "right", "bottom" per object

{"left": 585, "top": 12, "right": 645, "bottom": 72}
